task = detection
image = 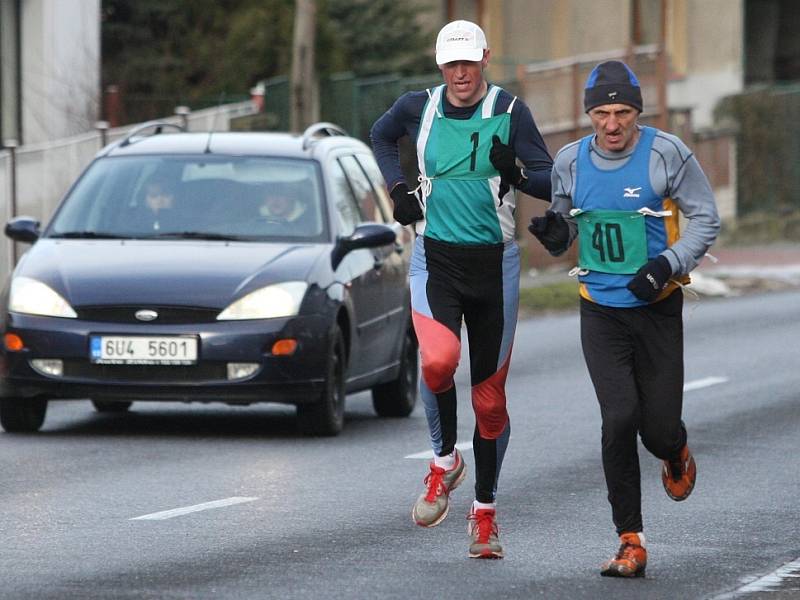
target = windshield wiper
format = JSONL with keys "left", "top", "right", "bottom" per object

{"left": 146, "top": 231, "right": 248, "bottom": 241}
{"left": 49, "top": 231, "right": 133, "bottom": 239}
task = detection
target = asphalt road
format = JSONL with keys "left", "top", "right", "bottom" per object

{"left": 1, "top": 289, "right": 799, "bottom": 599}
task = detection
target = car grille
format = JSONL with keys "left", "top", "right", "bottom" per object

{"left": 62, "top": 360, "right": 227, "bottom": 383}
{"left": 75, "top": 306, "right": 220, "bottom": 324}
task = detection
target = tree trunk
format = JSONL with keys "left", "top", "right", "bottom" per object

{"left": 290, "top": 0, "right": 318, "bottom": 132}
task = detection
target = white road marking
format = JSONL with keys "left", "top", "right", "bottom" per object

{"left": 684, "top": 376, "right": 729, "bottom": 392}
{"left": 713, "top": 556, "right": 800, "bottom": 598}
{"left": 405, "top": 441, "right": 473, "bottom": 459}
{"left": 130, "top": 496, "right": 259, "bottom": 521}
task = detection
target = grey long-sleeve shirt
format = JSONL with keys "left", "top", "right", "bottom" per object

{"left": 551, "top": 126, "right": 720, "bottom": 275}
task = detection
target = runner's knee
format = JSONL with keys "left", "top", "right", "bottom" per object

{"left": 472, "top": 394, "right": 508, "bottom": 439}
{"left": 601, "top": 408, "right": 638, "bottom": 442}
{"left": 422, "top": 350, "right": 459, "bottom": 393}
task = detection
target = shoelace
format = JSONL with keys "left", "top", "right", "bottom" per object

{"left": 615, "top": 542, "right": 641, "bottom": 562}
{"left": 423, "top": 466, "right": 446, "bottom": 502}
{"left": 468, "top": 511, "right": 497, "bottom": 544}
{"left": 669, "top": 459, "right": 684, "bottom": 481}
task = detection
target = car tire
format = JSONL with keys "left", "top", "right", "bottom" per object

{"left": 0, "top": 398, "right": 48, "bottom": 433}
{"left": 91, "top": 400, "right": 133, "bottom": 413}
{"left": 372, "top": 327, "right": 418, "bottom": 418}
{"left": 297, "top": 326, "right": 346, "bottom": 437}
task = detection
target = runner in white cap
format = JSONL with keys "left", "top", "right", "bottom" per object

{"left": 371, "top": 19, "right": 552, "bottom": 559}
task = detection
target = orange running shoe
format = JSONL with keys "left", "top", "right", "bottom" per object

{"left": 662, "top": 444, "right": 696, "bottom": 501}
{"left": 600, "top": 532, "right": 647, "bottom": 577}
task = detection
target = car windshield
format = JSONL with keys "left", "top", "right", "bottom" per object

{"left": 47, "top": 155, "right": 328, "bottom": 242}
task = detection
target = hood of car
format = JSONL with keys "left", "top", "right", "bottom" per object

{"left": 15, "top": 239, "right": 330, "bottom": 309}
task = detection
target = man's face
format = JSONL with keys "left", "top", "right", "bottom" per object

{"left": 439, "top": 50, "right": 490, "bottom": 107}
{"left": 265, "top": 195, "right": 293, "bottom": 217}
{"left": 145, "top": 184, "right": 173, "bottom": 212}
{"left": 588, "top": 104, "right": 640, "bottom": 152}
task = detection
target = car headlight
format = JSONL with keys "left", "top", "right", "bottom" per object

{"left": 217, "top": 282, "right": 308, "bottom": 320}
{"left": 9, "top": 277, "right": 77, "bottom": 318}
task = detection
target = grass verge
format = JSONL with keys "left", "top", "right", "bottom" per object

{"left": 519, "top": 280, "right": 580, "bottom": 315}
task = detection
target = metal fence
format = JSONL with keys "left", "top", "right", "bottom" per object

{"left": 260, "top": 72, "right": 521, "bottom": 141}
{"left": 0, "top": 100, "right": 258, "bottom": 281}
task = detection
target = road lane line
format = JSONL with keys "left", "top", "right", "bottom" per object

{"left": 684, "top": 376, "right": 728, "bottom": 392}
{"left": 713, "top": 556, "right": 800, "bottom": 598}
{"left": 130, "top": 496, "right": 259, "bottom": 521}
{"left": 405, "top": 442, "right": 473, "bottom": 459}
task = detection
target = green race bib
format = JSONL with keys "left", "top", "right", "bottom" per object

{"left": 434, "top": 112, "right": 510, "bottom": 180}
{"left": 575, "top": 210, "right": 649, "bottom": 274}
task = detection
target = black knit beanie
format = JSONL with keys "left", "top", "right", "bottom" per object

{"left": 584, "top": 60, "right": 643, "bottom": 113}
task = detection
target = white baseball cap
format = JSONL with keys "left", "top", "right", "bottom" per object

{"left": 435, "top": 20, "right": 487, "bottom": 66}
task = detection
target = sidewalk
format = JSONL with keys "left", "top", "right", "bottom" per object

{"left": 521, "top": 242, "right": 800, "bottom": 297}
{"left": 693, "top": 243, "right": 800, "bottom": 296}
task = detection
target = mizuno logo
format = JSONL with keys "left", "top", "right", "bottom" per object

{"left": 608, "top": 91, "right": 617, "bottom": 98}
{"left": 624, "top": 187, "right": 641, "bottom": 198}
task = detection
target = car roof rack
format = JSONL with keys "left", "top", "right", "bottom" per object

{"left": 301, "top": 122, "right": 348, "bottom": 150}
{"left": 118, "top": 120, "right": 185, "bottom": 148}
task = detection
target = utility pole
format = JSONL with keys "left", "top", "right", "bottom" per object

{"left": 657, "top": 0, "right": 669, "bottom": 132}
{"left": 290, "top": 0, "right": 319, "bottom": 132}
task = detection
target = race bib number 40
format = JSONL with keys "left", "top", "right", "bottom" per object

{"left": 575, "top": 210, "right": 649, "bottom": 275}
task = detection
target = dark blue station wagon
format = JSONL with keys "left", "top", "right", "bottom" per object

{"left": 0, "top": 122, "right": 417, "bottom": 436}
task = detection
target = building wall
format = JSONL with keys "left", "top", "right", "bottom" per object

{"left": 20, "top": 0, "right": 100, "bottom": 144}
{"left": 502, "top": 0, "right": 630, "bottom": 64}
{"left": 483, "top": 0, "right": 745, "bottom": 130}
{"left": 667, "top": 0, "right": 744, "bottom": 129}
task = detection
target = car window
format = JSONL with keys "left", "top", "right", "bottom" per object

{"left": 338, "top": 155, "right": 385, "bottom": 224}
{"left": 328, "top": 159, "right": 363, "bottom": 236}
{"left": 352, "top": 154, "right": 393, "bottom": 223}
{"left": 47, "top": 156, "right": 328, "bottom": 242}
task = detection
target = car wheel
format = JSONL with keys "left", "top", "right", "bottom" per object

{"left": 372, "top": 327, "right": 418, "bottom": 418}
{"left": 91, "top": 400, "right": 133, "bottom": 413}
{"left": 0, "top": 398, "right": 48, "bottom": 433}
{"left": 297, "top": 326, "right": 346, "bottom": 437}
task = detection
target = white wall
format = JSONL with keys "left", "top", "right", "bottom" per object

{"left": 21, "top": 0, "right": 101, "bottom": 144}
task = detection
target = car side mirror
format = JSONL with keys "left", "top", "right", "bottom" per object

{"left": 5, "top": 216, "right": 41, "bottom": 243}
{"left": 331, "top": 222, "right": 396, "bottom": 269}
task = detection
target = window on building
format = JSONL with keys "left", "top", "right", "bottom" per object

{"left": 745, "top": 0, "right": 800, "bottom": 84}
{"left": 631, "top": 0, "right": 663, "bottom": 47}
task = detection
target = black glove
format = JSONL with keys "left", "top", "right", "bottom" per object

{"left": 627, "top": 255, "right": 673, "bottom": 302}
{"left": 528, "top": 210, "right": 569, "bottom": 253}
{"left": 390, "top": 182, "right": 424, "bottom": 225}
{"left": 490, "top": 135, "right": 524, "bottom": 187}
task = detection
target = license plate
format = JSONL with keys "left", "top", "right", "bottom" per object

{"left": 90, "top": 335, "right": 198, "bottom": 365}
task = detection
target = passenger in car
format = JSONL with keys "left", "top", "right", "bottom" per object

{"left": 258, "top": 189, "right": 316, "bottom": 234}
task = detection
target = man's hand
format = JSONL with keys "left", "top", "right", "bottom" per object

{"left": 626, "top": 255, "right": 673, "bottom": 302}
{"left": 490, "top": 135, "right": 524, "bottom": 187}
{"left": 390, "top": 183, "right": 424, "bottom": 225}
{"left": 528, "top": 210, "right": 569, "bottom": 253}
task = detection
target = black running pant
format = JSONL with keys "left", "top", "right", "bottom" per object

{"left": 580, "top": 291, "right": 687, "bottom": 534}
